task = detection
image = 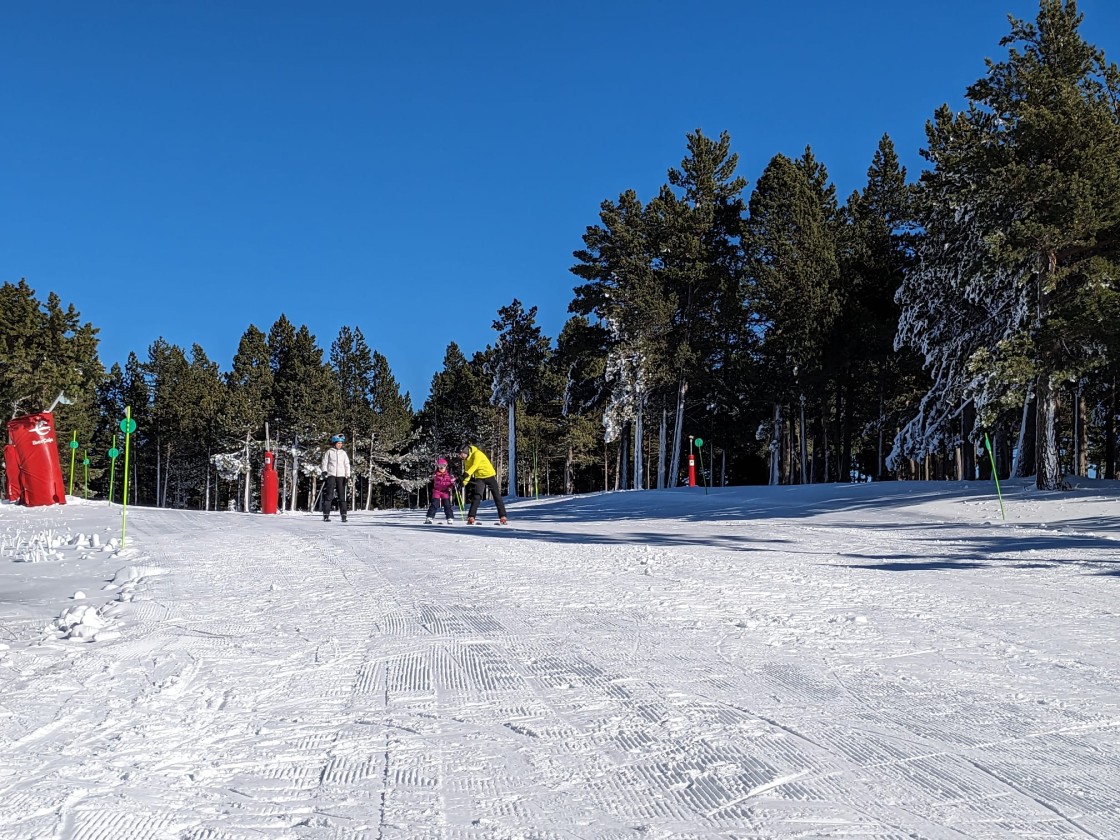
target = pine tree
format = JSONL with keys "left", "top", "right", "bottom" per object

{"left": 0, "top": 279, "right": 105, "bottom": 479}
{"left": 330, "top": 326, "right": 376, "bottom": 452}
{"left": 419, "top": 342, "right": 483, "bottom": 457}
{"left": 834, "top": 136, "right": 920, "bottom": 480}
{"left": 363, "top": 351, "right": 418, "bottom": 508}
{"left": 490, "top": 299, "right": 551, "bottom": 498}
{"left": 651, "top": 130, "right": 747, "bottom": 487}
{"left": 895, "top": 0, "right": 1120, "bottom": 489}
{"left": 142, "top": 338, "right": 191, "bottom": 507}
{"left": 745, "top": 152, "right": 840, "bottom": 484}
{"left": 551, "top": 316, "right": 610, "bottom": 493}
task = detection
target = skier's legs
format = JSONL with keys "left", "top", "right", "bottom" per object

{"left": 483, "top": 475, "right": 507, "bottom": 518}
{"left": 335, "top": 478, "right": 348, "bottom": 518}
{"left": 441, "top": 497, "right": 455, "bottom": 520}
{"left": 466, "top": 483, "right": 483, "bottom": 519}
{"left": 425, "top": 498, "right": 439, "bottom": 519}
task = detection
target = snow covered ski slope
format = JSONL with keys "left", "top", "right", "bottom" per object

{"left": 2, "top": 479, "right": 1119, "bottom": 838}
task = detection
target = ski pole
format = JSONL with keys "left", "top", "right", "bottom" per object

{"left": 984, "top": 433, "right": 1006, "bottom": 521}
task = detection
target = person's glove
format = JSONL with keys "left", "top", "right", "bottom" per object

{"left": 320, "top": 472, "right": 327, "bottom": 481}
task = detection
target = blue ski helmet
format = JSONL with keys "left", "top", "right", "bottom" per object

{"left": 330, "top": 434, "right": 345, "bottom": 444}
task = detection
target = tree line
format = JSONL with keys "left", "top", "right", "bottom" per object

{"left": 3, "top": 1, "right": 1118, "bottom": 509}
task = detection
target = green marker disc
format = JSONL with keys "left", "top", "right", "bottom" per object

{"left": 82, "top": 457, "right": 90, "bottom": 466}
{"left": 120, "top": 418, "right": 137, "bottom": 434}
{"left": 69, "top": 439, "right": 79, "bottom": 450}
{"left": 109, "top": 448, "right": 119, "bottom": 459}
{"left": 694, "top": 437, "right": 704, "bottom": 447}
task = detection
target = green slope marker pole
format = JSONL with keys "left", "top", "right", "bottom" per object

{"left": 695, "top": 437, "right": 708, "bottom": 495}
{"left": 120, "top": 408, "right": 136, "bottom": 546}
{"left": 108, "top": 435, "right": 119, "bottom": 505}
{"left": 83, "top": 451, "right": 89, "bottom": 500}
{"left": 68, "top": 431, "right": 79, "bottom": 495}
{"left": 984, "top": 433, "right": 1006, "bottom": 521}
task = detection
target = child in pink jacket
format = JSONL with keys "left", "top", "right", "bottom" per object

{"left": 424, "top": 458, "right": 458, "bottom": 523}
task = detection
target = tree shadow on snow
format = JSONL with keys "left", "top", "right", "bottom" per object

{"left": 381, "top": 518, "right": 795, "bottom": 551}
{"left": 838, "top": 558, "right": 991, "bottom": 572}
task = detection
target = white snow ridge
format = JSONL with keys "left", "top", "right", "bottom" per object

{"left": 2, "top": 479, "right": 1120, "bottom": 838}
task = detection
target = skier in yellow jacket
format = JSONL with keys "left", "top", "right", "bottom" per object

{"left": 456, "top": 443, "right": 508, "bottom": 525}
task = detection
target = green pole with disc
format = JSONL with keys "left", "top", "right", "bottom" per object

{"left": 68, "top": 431, "right": 79, "bottom": 495}
{"left": 695, "top": 437, "right": 708, "bottom": 495}
{"left": 120, "top": 408, "right": 137, "bottom": 546}
{"left": 108, "top": 435, "right": 119, "bottom": 505}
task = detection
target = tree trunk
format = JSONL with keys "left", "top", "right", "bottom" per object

{"left": 782, "top": 408, "right": 793, "bottom": 485}
{"left": 1075, "top": 386, "right": 1088, "bottom": 477}
{"left": 961, "top": 399, "right": 976, "bottom": 481}
{"left": 1013, "top": 388, "right": 1036, "bottom": 478}
{"left": 163, "top": 447, "right": 172, "bottom": 508}
{"left": 205, "top": 447, "right": 212, "bottom": 511}
{"left": 669, "top": 376, "right": 688, "bottom": 487}
{"left": 243, "top": 433, "right": 251, "bottom": 512}
{"left": 877, "top": 391, "right": 886, "bottom": 481}
{"left": 634, "top": 397, "right": 644, "bottom": 491}
{"left": 840, "top": 384, "right": 852, "bottom": 482}
{"left": 155, "top": 436, "right": 163, "bottom": 507}
{"left": 657, "top": 408, "right": 667, "bottom": 489}
{"left": 769, "top": 403, "right": 782, "bottom": 486}
{"left": 364, "top": 437, "right": 374, "bottom": 510}
{"left": 798, "top": 394, "right": 808, "bottom": 484}
{"left": 620, "top": 420, "right": 631, "bottom": 490}
{"left": 1106, "top": 375, "right": 1117, "bottom": 480}
{"left": 291, "top": 445, "right": 299, "bottom": 511}
{"left": 507, "top": 401, "right": 517, "bottom": 499}
{"left": 1035, "top": 376, "right": 1066, "bottom": 490}
{"left": 820, "top": 410, "right": 831, "bottom": 483}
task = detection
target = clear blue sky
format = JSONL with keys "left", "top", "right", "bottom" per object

{"left": 4, "top": 1, "right": 1117, "bottom": 407}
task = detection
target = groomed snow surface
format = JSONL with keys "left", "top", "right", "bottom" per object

{"left": 2, "top": 480, "right": 1119, "bottom": 840}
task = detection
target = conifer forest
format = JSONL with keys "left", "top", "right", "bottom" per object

{"left": 3, "top": 2, "right": 1119, "bottom": 510}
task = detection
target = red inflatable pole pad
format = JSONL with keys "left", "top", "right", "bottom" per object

{"left": 261, "top": 450, "right": 279, "bottom": 514}
{"left": 8, "top": 413, "right": 67, "bottom": 506}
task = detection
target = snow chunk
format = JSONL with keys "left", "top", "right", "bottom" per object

{"left": 110, "top": 565, "right": 167, "bottom": 585}
{"left": 52, "top": 604, "right": 112, "bottom": 641}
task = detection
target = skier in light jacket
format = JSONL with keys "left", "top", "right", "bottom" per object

{"left": 320, "top": 434, "right": 351, "bottom": 522}
{"left": 457, "top": 443, "right": 508, "bottom": 525}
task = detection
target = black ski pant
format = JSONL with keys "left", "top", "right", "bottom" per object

{"left": 322, "top": 476, "right": 348, "bottom": 519}
{"left": 466, "top": 475, "right": 507, "bottom": 520}
{"left": 425, "top": 497, "right": 456, "bottom": 520}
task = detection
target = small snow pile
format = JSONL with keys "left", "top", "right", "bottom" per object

{"left": 102, "top": 564, "right": 167, "bottom": 603}
{"left": 68, "top": 532, "right": 102, "bottom": 549}
{"left": 52, "top": 603, "right": 119, "bottom": 642}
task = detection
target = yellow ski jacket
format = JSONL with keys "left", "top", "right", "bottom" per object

{"left": 461, "top": 445, "right": 496, "bottom": 482}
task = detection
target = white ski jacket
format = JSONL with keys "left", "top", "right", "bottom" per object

{"left": 321, "top": 447, "right": 351, "bottom": 478}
